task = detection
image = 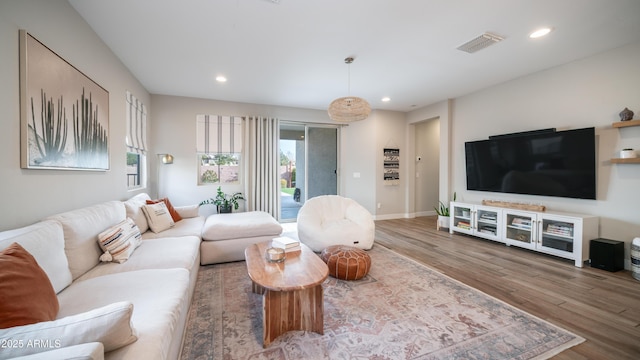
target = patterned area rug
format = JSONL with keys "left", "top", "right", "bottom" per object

{"left": 180, "top": 245, "right": 584, "bottom": 359}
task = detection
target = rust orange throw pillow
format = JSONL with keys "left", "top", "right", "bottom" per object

{"left": 146, "top": 197, "right": 182, "bottom": 222}
{"left": 0, "top": 242, "right": 59, "bottom": 329}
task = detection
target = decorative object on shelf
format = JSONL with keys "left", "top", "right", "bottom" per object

{"left": 19, "top": 30, "right": 109, "bottom": 171}
{"left": 328, "top": 57, "right": 371, "bottom": 122}
{"left": 620, "top": 149, "right": 637, "bottom": 159}
{"left": 481, "top": 200, "right": 546, "bottom": 212}
{"left": 619, "top": 107, "right": 634, "bottom": 121}
{"left": 199, "top": 186, "right": 245, "bottom": 213}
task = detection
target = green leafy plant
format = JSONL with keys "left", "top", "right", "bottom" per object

{"left": 199, "top": 186, "right": 244, "bottom": 213}
{"left": 434, "top": 192, "right": 456, "bottom": 216}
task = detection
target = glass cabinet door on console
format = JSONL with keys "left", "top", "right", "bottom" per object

{"left": 450, "top": 202, "right": 502, "bottom": 242}
{"left": 474, "top": 205, "right": 501, "bottom": 241}
{"left": 503, "top": 210, "right": 537, "bottom": 250}
{"left": 450, "top": 202, "right": 473, "bottom": 235}
{"left": 538, "top": 215, "right": 579, "bottom": 257}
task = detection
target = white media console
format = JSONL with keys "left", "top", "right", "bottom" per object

{"left": 449, "top": 201, "right": 599, "bottom": 267}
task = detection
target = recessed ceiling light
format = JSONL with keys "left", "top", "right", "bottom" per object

{"left": 529, "top": 27, "right": 552, "bottom": 39}
{"left": 381, "top": 97, "right": 391, "bottom": 102}
{"left": 215, "top": 76, "right": 227, "bottom": 83}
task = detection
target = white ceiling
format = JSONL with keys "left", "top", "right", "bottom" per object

{"left": 69, "top": 0, "right": 640, "bottom": 113}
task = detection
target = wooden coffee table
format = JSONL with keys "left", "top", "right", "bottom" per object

{"left": 245, "top": 241, "right": 329, "bottom": 347}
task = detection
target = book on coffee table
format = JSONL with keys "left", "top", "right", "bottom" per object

{"left": 272, "top": 236, "right": 300, "bottom": 251}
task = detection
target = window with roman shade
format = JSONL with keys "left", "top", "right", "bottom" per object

{"left": 196, "top": 114, "right": 243, "bottom": 185}
{"left": 126, "top": 91, "right": 147, "bottom": 189}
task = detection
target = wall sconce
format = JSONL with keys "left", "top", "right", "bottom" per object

{"left": 160, "top": 154, "right": 174, "bottom": 164}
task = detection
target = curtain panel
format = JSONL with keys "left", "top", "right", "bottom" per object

{"left": 244, "top": 116, "right": 280, "bottom": 218}
{"left": 125, "top": 91, "right": 147, "bottom": 154}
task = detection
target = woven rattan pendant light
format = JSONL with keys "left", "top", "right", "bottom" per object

{"left": 328, "top": 57, "right": 371, "bottom": 122}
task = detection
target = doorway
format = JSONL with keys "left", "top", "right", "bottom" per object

{"left": 279, "top": 122, "right": 339, "bottom": 221}
{"left": 414, "top": 118, "right": 440, "bottom": 216}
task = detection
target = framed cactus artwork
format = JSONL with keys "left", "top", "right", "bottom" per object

{"left": 19, "top": 30, "right": 109, "bottom": 171}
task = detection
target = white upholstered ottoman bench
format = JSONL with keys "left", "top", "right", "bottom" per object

{"left": 200, "top": 211, "right": 283, "bottom": 265}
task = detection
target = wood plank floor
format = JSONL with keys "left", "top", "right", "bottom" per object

{"left": 374, "top": 216, "right": 640, "bottom": 360}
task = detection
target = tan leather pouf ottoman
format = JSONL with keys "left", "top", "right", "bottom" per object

{"left": 320, "top": 245, "right": 371, "bottom": 280}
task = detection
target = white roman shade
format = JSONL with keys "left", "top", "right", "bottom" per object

{"left": 196, "top": 115, "right": 243, "bottom": 153}
{"left": 125, "top": 91, "right": 147, "bottom": 154}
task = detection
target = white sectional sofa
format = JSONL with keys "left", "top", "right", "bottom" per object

{"left": 0, "top": 193, "right": 204, "bottom": 360}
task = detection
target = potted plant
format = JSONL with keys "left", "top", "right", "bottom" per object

{"left": 199, "top": 186, "right": 245, "bottom": 213}
{"left": 434, "top": 192, "right": 456, "bottom": 230}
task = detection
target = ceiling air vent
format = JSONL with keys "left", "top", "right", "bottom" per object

{"left": 457, "top": 32, "right": 504, "bottom": 53}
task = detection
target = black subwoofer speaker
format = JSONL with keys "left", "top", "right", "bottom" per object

{"left": 590, "top": 238, "right": 624, "bottom": 272}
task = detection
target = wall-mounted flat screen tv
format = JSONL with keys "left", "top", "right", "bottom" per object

{"left": 465, "top": 127, "right": 596, "bottom": 200}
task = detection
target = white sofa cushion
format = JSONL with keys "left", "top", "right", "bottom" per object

{"left": 57, "top": 269, "right": 191, "bottom": 360}
{"left": 175, "top": 204, "right": 200, "bottom": 218}
{"left": 123, "top": 193, "right": 151, "bottom": 233}
{"left": 0, "top": 220, "right": 71, "bottom": 294}
{"left": 141, "top": 202, "right": 175, "bottom": 233}
{"left": 97, "top": 218, "right": 142, "bottom": 263}
{"left": 202, "top": 211, "right": 282, "bottom": 241}
{"left": 77, "top": 236, "right": 201, "bottom": 282}
{"left": 141, "top": 216, "right": 205, "bottom": 240}
{"left": 46, "top": 201, "right": 126, "bottom": 280}
{"left": 9, "top": 342, "right": 104, "bottom": 360}
{"left": 0, "top": 302, "right": 136, "bottom": 359}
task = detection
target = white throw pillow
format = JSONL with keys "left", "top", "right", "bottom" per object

{"left": 0, "top": 302, "right": 137, "bottom": 359}
{"left": 141, "top": 202, "right": 175, "bottom": 233}
{"left": 123, "top": 193, "right": 151, "bottom": 233}
{"left": 97, "top": 218, "right": 141, "bottom": 263}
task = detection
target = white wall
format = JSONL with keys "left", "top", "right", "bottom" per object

{"left": 341, "top": 115, "right": 377, "bottom": 214}
{"left": 449, "top": 42, "right": 640, "bottom": 265}
{"left": 152, "top": 95, "right": 407, "bottom": 218}
{"left": 150, "top": 94, "right": 362, "bottom": 216}
{"left": 373, "top": 110, "right": 408, "bottom": 219}
{"left": 0, "top": 1, "right": 150, "bottom": 230}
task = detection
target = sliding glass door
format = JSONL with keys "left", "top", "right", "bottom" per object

{"left": 307, "top": 127, "right": 337, "bottom": 198}
{"left": 279, "top": 122, "right": 338, "bottom": 221}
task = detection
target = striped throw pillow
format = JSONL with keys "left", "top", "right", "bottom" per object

{"left": 97, "top": 218, "right": 142, "bottom": 263}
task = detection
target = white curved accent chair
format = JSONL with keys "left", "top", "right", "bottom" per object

{"left": 297, "top": 195, "right": 375, "bottom": 252}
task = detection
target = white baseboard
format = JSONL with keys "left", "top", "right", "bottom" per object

{"left": 374, "top": 210, "right": 438, "bottom": 221}
{"left": 416, "top": 210, "right": 437, "bottom": 217}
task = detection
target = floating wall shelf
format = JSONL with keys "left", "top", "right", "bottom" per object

{"left": 611, "top": 119, "right": 640, "bottom": 164}
{"left": 612, "top": 119, "right": 640, "bottom": 128}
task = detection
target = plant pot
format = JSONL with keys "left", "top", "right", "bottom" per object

{"left": 437, "top": 215, "right": 450, "bottom": 231}
{"left": 218, "top": 205, "right": 232, "bottom": 214}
